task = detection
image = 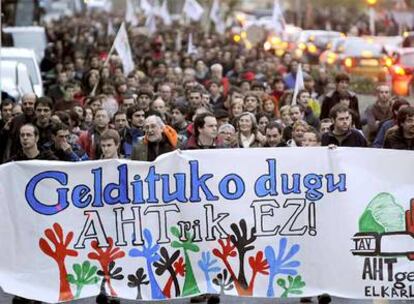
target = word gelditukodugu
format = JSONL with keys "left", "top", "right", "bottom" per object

{"left": 25, "top": 159, "right": 347, "bottom": 216}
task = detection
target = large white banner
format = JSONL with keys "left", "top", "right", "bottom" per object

{"left": 1, "top": 148, "right": 414, "bottom": 302}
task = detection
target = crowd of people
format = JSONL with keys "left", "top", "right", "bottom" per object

{"left": 1, "top": 10, "right": 413, "bottom": 166}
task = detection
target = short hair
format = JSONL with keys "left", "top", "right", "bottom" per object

{"left": 100, "top": 129, "right": 120, "bottom": 145}
{"left": 392, "top": 97, "right": 410, "bottom": 119}
{"left": 51, "top": 123, "right": 70, "bottom": 135}
{"left": 251, "top": 81, "right": 265, "bottom": 90}
{"left": 94, "top": 107, "right": 109, "bottom": 117}
{"left": 214, "top": 109, "right": 229, "bottom": 119}
{"left": 280, "top": 105, "right": 291, "bottom": 114}
{"left": 218, "top": 123, "right": 235, "bottom": 134}
{"left": 329, "top": 104, "right": 351, "bottom": 120}
{"left": 210, "top": 63, "right": 223, "bottom": 71}
{"left": 20, "top": 123, "right": 39, "bottom": 137}
{"left": 397, "top": 106, "right": 414, "bottom": 129}
{"left": 189, "top": 88, "right": 203, "bottom": 96}
{"left": 207, "top": 80, "right": 221, "bottom": 89}
{"left": 229, "top": 86, "right": 242, "bottom": 96}
{"left": 194, "top": 112, "right": 215, "bottom": 138}
{"left": 35, "top": 96, "right": 53, "bottom": 109}
{"left": 273, "top": 75, "right": 283, "bottom": 84}
{"left": 292, "top": 120, "right": 309, "bottom": 131}
{"left": 265, "top": 121, "right": 283, "bottom": 134}
{"left": 1, "top": 99, "right": 14, "bottom": 110}
{"left": 127, "top": 104, "right": 147, "bottom": 120}
{"left": 335, "top": 73, "right": 350, "bottom": 83}
{"left": 64, "top": 80, "right": 81, "bottom": 91}
{"left": 290, "top": 104, "right": 305, "bottom": 113}
{"left": 137, "top": 88, "right": 153, "bottom": 100}
{"left": 320, "top": 118, "right": 332, "bottom": 124}
{"left": 244, "top": 92, "right": 259, "bottom": 103}
{"left": 297, "top": 89, "right": 309, "bottom": 100}
{"left": 171, "top": 103, "right": 189, "bottom": 116}
{"left": 114, "top": 110, "right": 127, "bottom": 119}
{"left": 304, "top": 127, "right": 321, "bottom": 143}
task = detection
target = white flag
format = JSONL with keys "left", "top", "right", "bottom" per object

{"left": 113, "top": 22, "right": 135, "bottom": 75}
{"left": 104, "top": 0, "right": 112, "bottom": 12}
{"left": 183, "top": 0, "right": 204, "bottom": 21}
{"left": 126, "top": 0, "right": 139, "bottom": 26}
{"left": 145, "top": 13, "right": 157, "bottom": 35}
{"left": 272, "top": 0, "right": 286, "bottom": 34}
{"left": 73, "top": 0, "right": 82, "bottom": 12}
{"left": 140, "top": 0, "right": 153, "bottom": 15}
{"left": 292, "top": 64, "right": 304, "bottom": 106}
{"left": 107, "top": 18, "right": 115, "bottom": 36}
{"left": 187, "top": 33, "right": 197, "bottom": 55}
{"left": 159, "top": 0, "right": 172, "bottom": 26}
{"left": 209, "top": 0, "right": 225, "bottom": 34}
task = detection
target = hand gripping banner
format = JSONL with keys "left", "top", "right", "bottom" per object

{"left": 1, "top": 148, "right": 414, "bottom": 302}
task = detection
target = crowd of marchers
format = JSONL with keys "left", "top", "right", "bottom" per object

{"left": 1, "top": 11, "right": 413, "bottom": 167}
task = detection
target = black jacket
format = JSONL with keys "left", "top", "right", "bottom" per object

{"left": 321, "top": 129, "right": 367, "bottom": 147}
{"left": 384, "top": 128, "right": 414, "bottom": 150}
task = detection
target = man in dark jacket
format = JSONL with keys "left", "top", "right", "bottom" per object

{"left": 321, "top": 104, "right": 367, "bottom": 147}
{"left": 384, "top": 106, "right": 414, "bottom": 150}
{"left": 9, "top": 124, "right": 58, "bottom": 161}
{"left": 6, "top": 93, "right": 37, "bottom": 159}
{"left": 320, "top": 73, "right": 360, "bottom": 128}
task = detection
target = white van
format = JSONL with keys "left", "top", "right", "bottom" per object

{"left": 1, "top": 47, "right": 44, "bottom": 97}
{"left": 1, "top": 60, "right": 35, "bottom": 100}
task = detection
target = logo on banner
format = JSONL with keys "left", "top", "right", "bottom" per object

{"left": 351, "top": 193, "right": 414, "bottom": 298}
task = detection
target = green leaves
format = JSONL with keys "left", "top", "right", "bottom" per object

{"left": 170, "top": 226, "right": 200, "bottom": 253}
{"left": 67, "top": 261, "right": 100, "bottom": 298}
{"left": 276, "top": 275, "right": 306, "bottom": 298}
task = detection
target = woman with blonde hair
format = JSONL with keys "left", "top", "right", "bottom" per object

{"left": 235, "top": 112, "right": 264, "bottom": 148}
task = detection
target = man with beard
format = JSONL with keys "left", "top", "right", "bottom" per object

{"left": 33, "top": 97, "right": 54, "bottom": 150}
{"left": 384, "top": 106, "right": 414, "bottom": 150}
{"left": 321, "top": 104, "right": 367, "bottom": 147}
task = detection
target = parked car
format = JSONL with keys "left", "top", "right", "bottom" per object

{"left": 1, "top": 60, "right": 35, "bottom": 100}
{"left": 1, "top": 47, "right": 44, "bottom": 97}
{"left": 319, "top": 37, "right": 390, "bottom": 81}
{"left": 388, "top": 48, "right": 414, "bottom": 96}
